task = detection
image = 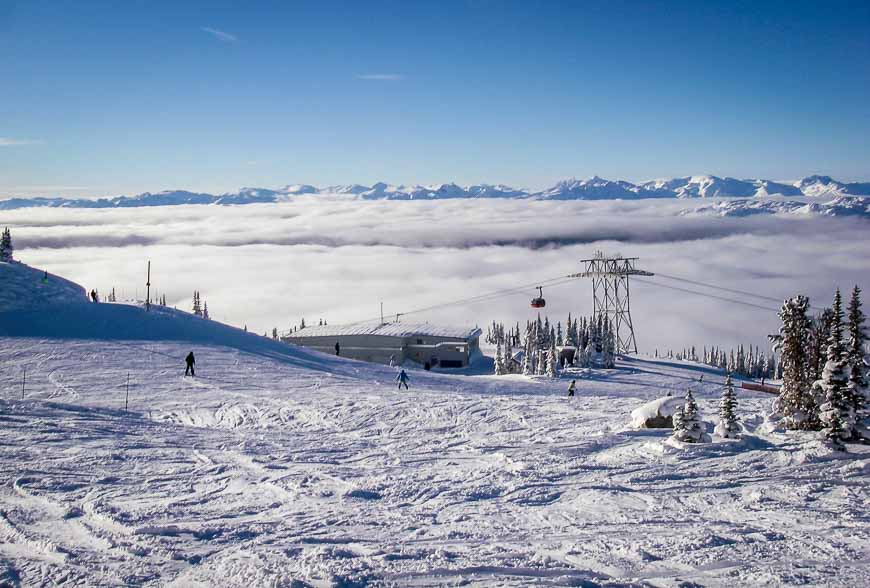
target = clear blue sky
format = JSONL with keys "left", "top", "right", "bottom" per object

{"left": 1, "top": 0, "right": 868, "bottom": 196}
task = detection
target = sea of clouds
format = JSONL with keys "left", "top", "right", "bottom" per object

{"left": 4, "top": 197, "right": 869, "bottom": 354}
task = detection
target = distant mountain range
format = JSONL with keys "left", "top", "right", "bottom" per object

{"left": 2, "top": 174, "right": 869, "bottom": 210}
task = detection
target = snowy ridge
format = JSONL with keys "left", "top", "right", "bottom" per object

{"left": 684, "top": 196, "right": 870, "bottom": 218}
{"left": 2, "top": 174, "right": 869, "bottom": 209}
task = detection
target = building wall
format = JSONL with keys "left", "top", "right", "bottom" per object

{"left": 282, "top": 332, "right": 480, "bottom": 368}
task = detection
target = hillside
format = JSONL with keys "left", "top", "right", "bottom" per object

{"left": 0, "top": 261, "right": 868, "bottom": 586}
{"left": 3, "top": 174, "right": 870, "bottom": 210}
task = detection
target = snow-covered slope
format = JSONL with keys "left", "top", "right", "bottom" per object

{"left": 534, "top": 176, "right": 667, "bottom": 200}
{"left": 1, "top": 261, "right": 868, "bottom": 586}
{"left": 642, "top": 176, "right": 803, "bottom": 198}
{"left": 3, "top": 174, "right": 868, "bottom": 209}
{"left": 684, "top": 195, "right": 870, "bottom": 218}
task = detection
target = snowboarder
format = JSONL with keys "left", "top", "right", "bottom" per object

{"left": 334, "top": 341, "right": 340, "bottom": 356}
{"left": 397, "top": 369, "right": 410, "bottom": 390}
{"left": 184, "top": 351, "right": 196, "bottom": 376}
{"left": 567, "top": 380, "right": 576, "bottom": 397}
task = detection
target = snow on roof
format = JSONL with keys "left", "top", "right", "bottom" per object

{"left": 286, "top": 321, "right": 482, "bottom": 340}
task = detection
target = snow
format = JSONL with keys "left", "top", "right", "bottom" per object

{"left": 288, "top": 321, "right": 481, "bottom": 340}
{"left": 1, "top": 261, "right": 869, "bottom": 585}
{"left": 3, "top": 174, "right": 869, "bottom": 209}
{"left": 630, "top": 395, "right": 685, "bottom": 428}
{"left": 683, "top": 195, "right": 870, "bottom": 219}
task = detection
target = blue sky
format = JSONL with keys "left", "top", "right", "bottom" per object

{"left": 1, "top": 0, "right": 868, "bottom": 196}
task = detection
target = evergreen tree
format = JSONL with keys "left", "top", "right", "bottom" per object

{"left": 715, "top": 374, "right": 740, "bottom": 438}
{"left": 807, "top": 308, "right": 835, "bottom": 383}
{"left": 192, "top": 291, "right": 202, "bottom": 316}
{"left": 771, "top": 295, "right": 817, "bottom": 430}
{"left": 846, "top": 286, "right": 868, "bottom": 432}
{"left": 602, "top": 320, "right": 616, "bottom": 369}
{"left": 672, "top": 389, "right": 708, "bottom": 443}
{"left": 0, "top": 227, "right": 13, "bottom": 262}
{"left": 522, "top": 328, "right": 533, "bottom": 376}
{"left": 817, "top": 289, "right": 852, "bottom": 448}
{"left": 546, "top": 339, "right": 558, "bottom": 378}
{"left": 494, "top": 342, "right": 506, "bottom": 376}
{"left": 203, "top": 301, "right": 210, "bottom": 320}
{"left": 505, "top": 341, "right": 514, "bottom": 374}
{"left": 272, "top": 327, "right": 279, "bottom": 340}
{"left": 671, "top": 405, "right": 686, "bottom": 440}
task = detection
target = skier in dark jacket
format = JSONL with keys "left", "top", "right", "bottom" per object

{"left": 397, "top": 369, "right": 409, "bottom": 390}
{"left": 335, "top": 341, "right": 340, "bottom": 356}
{"left": 185, "top": 351, "right": 196, "bottom": 376}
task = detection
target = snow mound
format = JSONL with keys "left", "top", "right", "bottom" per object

{"left": 630, "top": 395, "right": 684, "bottom": 428}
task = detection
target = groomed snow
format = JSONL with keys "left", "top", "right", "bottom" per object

{"left": 1, "top": 262, "right": 868, "bottom": 586}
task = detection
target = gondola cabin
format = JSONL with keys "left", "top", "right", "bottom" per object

{"left": 530, "top": 286, "right": 546, "bottom": 308}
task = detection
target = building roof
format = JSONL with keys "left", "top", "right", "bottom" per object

{"left": 285, "top": 321, "right": 481, "bottom": 340}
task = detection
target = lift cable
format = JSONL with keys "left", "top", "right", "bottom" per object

{"left": 652, "top": 271, "right": 824, "bottom": 310}
{"left": 633, "top": 277, "right": 781, "bottom": 312}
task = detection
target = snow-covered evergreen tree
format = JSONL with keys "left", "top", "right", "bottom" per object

{"left": 272, "top": 327, "right": 279, "bottom": 340}
{"left": 602, "top": 320, "right": 616, "bottom": 369}
{"left": 817, "top": 289, "right": 852, "bottom": 449}
{"left": 846, "top": 285, "right": 868, "bottom": 432}
{"left": 203, "top": 301, "right": 210, "bottom": 320}
{"left": 715, "top": 374, "right": 740, "bottom": 438}
{"left": 771, "top": 295, "right": 816, "bottom": 430}
{"left": 522, "top": 328, "right": 533, "bottom": 376}
{"left": 546, "top": 339, "right": 558, "bottom": 378}
{"left": 504, "top": 341, "right": 514, "bottom": 374}
{"left": 494, "top": 342, "right": 506, "bottom": 376}
{"left": 0, "top": 227, "right": 13, "bottom": 262}
{"left": 672, "top": 405, "right": 686, "bottom": 439}
{"left": 672, "top": 389, "right": 709, "bottom": 443}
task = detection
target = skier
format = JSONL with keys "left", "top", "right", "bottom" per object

{"left": 397, "top": 369, "right": 410, "bottom": 390}
{"left": 334, "top": 341, "right": 340, "bottom": 356}
{"left": 184, "top": 351, "right": 196, "bottom": 376}
{"left": 41, "top": 270, "right": 48, "bottom": 283}
{"left": 90, "top": 289, "right": 98, "bottom": 302}
{"left": 389, "top": 355, "right": 395, "bottom": 367}
{"left": 698, "top": 374, "right": 704, "bottom": 384}
{"left": 567, "top": 380, "right": 576, "bottom": 397}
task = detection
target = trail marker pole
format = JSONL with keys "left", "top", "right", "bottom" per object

{"left": 125, "top": 373, "right": 130, "bottom": 411}
{"left": 21, "top": 368, "right": 26, "bottom": 400}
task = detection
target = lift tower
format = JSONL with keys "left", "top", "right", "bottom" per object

{"left": 570, "top": 252, "right": 653, "bottom": 354}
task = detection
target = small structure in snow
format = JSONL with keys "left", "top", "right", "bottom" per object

{"left": 282, "top": 321, "right": 482, "bottom": 368}
{"left": 630, "top": 396, "right": 685, "bottom": 429}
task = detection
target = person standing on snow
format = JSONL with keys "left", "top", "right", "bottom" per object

{"left": 397, "top": 369, "right": 410, "bottom": 390}
{"left": 334, "top": 341, "right": 340, "bottom": 356}
{"left": 567, "top": 380, "right": 577, "bottom": 397}
{"left": 185, "top": 351, "right": 196, "bottom": 376}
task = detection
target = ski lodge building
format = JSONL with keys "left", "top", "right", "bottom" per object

{"left": 282, "top": 322, "right": 482, "bottom": 368}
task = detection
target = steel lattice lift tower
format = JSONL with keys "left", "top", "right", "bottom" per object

{"left": 570, "top": 252, "right": 654, "bottom": 354}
